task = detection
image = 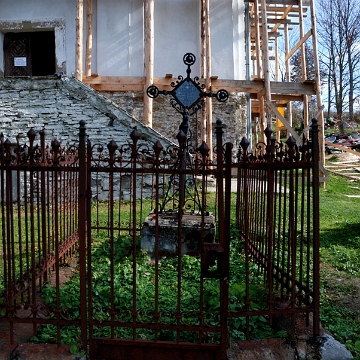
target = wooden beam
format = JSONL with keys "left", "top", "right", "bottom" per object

{"left": 143, "top": 0, "right": 154, "bottom": 127}
{"left": 75, "top": 0, "right": 84, "bottom": 80}
{"left": 204, "top": 0, "right": 213, "bottom": 156}
{"left": 85, "top": 0, "right": 92, "bottom": 77}
{"left": 285, "top": 29, "right": 312, "bottom": 61}
{"left": 82, "top": 76, "right": 316, "bottom": 95}
{"left": 261, "top": 0, "right": 272, "bottom": 126}
{"left": 246, "top": 0, "right": 310, "bottom": 7}
{"left": 325, "top": 141, "right": 360, "bottom": 157}
{"left": 271, "top": 94, "right": 304, "bottom": 102}
{"left": 200, "top": 0, "right": 207, "bottom": 144}
{"left": 310, "top": 0, "right": 325, "bottom": 172}
{"left": 254, "top": 0, "right": 262, "bottom": 78}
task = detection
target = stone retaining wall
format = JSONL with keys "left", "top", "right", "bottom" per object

{"left": 0, "top": 77, "right": 175, "bottom": 200}
{"left": 102, "top": 90, "right": 247, "bottom": 157}
{"left": 0, "top": 77, "right": 173, "bottom": 148}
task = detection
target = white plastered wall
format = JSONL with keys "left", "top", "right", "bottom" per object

{"left": 0, "top": 0, "right": 245, "bottom": 80}
{"left": 95, "top": 0, "right": 144, "bottom": 76}
{"left": 210, "top": 0, "right": 245, "bottom": 80}
{"left": 0, "top": 0, "right": 75, "bottom": 75}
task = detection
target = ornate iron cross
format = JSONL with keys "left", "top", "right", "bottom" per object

{"left": 146, "top": 52, "right": 229, "bottom": 136}
{"left": 146, "top": 53, "right": 229, "bottom": 213}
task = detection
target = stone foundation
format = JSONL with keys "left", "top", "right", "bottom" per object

{"left": 141, "top": 211, "right": 216, "bottom": 258}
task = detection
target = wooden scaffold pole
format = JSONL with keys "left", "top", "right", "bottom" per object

{"left": 299, "top": 0, "right": 309, "bottom": 132}
{"left": 204, "top": 0, "right": 213, "bottom": 158}
{"left": 260, "top": 0, "right": 272, "bottom": 128}
{"left": 143, "top": 0, "right": 154, "bottom": 127}
{"left": 200, "top": 0, "right": 206, "bottom": 144}
{"left": 254, "top": 0, "right": 265, "bottom": 143}
{"left": 76, "top": 0, "right": 84, "bottom": 80}
{"left": 85, "top": 0, "right": 93, "bottom": 77}
{"left": 310, "top": 0, "right": 325, "bottom": 169}
{"left": 200, "top": 0, "right": 213, "bottom": 158}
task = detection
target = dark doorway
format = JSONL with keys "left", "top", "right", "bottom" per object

{"left": 4, "top": 31, "right": 55, "bottom": 76}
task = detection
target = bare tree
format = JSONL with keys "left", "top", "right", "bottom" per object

{"left": 317, "top": 0, "right": 360, "bottom": 131}
{"left": 342, "top": 0, "right": 360, "bottom": 121}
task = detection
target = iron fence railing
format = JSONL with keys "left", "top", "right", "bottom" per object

{"left": 0, "top": 119, "right": 319, "bottom": 360}
{"left": 232, "top": 119, "right": 320, "bottom": 340}
{"left": 0, "top": 130, "right": 79, "bottom": 344}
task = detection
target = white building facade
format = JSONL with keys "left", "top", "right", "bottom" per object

{"left": 0, "top": 0, "right": 245, "bottom": 80}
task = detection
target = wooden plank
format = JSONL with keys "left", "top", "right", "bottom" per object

{"left": 88, "top": 84, "right": 144, "bottom": 92}
{"left": 82, "top": 76, "right": 145, "bottom": 84}
{"left": 332, "top": 169, "right": 357, "bottom": 172}
{"left": 75, "top": 0, "right": 84, "bottom": 80}
{"left": 254, "top": 0, "right": 262, "bottom": 78}
{"left": 285, "top": 29, "right": 312, "bottom": 61}
{"left": 246, "top": 1, "right": 309, "bottom": 5}
{"left": 324, "top": 141, "right": 360, "bottom": 157}
{"left": 212, "top": 79, "right": 315, "bottom": 94}
{"left": 204, "top": 0, "right": 213, "bottom": 156}
{"left": 85, "top": 0, "right": 92, "bottom": 77}
{"left": 270, "top": 94, "right": 303, "bottom": 102}
{"left": 143, "top": 0, "right": 154, "bottom": 127}
{"left": 82, "top": 76, "right": 316, "bottom": 95}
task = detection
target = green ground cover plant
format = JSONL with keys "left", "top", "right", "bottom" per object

{"left": 32, "top": 225, "right": 284, "bottom": 347}
{"left": 319, "top": 173, "right": 360, "bottom": 359}
{"left": 2, "top": 170, "right": 360, "bottom": 358}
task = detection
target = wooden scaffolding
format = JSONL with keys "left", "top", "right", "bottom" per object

{"left": 76, "top": 0, "right": 325, "bottom": 170}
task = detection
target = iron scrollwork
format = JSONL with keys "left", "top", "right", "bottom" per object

{"left": 146, "top": 53, "right": 229, "bottom": 214}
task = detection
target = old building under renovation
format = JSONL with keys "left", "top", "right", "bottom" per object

{"left": 0, "top": 1, "right": 326, "bottom": 359}
{"left": 0, "top": 0, "right": 324, "bottom": 163}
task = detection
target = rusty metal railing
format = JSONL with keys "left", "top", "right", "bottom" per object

{"left": 0, "top": 129, "right": 79, "bottom": 344}
{"left": 232, "top": 119, "right": 320, "bottom": 340}
{"left": 0, "top": 119, "right": 319, "bottom": 360}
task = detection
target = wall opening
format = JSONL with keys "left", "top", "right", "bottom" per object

{"left": 4, "top": 31, "right": 55, "bottom": 76}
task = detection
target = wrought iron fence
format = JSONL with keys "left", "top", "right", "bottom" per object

{"left": 0, "top": 130, "right": 79, "bottom": 344}
{"left": 232, "top": 120, "right": 320, "bottom": 340}
{"left": 0, "top": 119, "right": 319, "bottom": 360}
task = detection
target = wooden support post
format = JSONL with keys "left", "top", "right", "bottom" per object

{"left": 85, "top": 0, "right": 93, "bottom": 77}
{"left": 204, "top": 0, "right": 213, "bottom": 158}
{"left": 260, "top": 0, "right": 272, "bottom": 127}
{"left": 275, "top": 36, "right": 281, "bottom": 142}
{"left": 76, "top": 0, "right": 84, "bottom": 80}
{"left": 200, "top": 0, "right": 213, "bottom": 158}
{"left": 200, "top": 0, "right": 207, "bottom": 144}
{"left": 284, "top": 21, "right": 293, "bottom": 140}
{"left": 299, "top": 0, "right": 309, "bottom": 132}
{"left": 254, "top": 0, "right": 262, "bottom": 78}
{"left": 143, "top": 0, "right": 154, "bottom": 128}
{"left": 310, "top": 0, "right": 325, "bottom": 169}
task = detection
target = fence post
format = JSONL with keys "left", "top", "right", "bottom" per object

{"left": 39, "top": 130, "right": 48, "bottom": 284}
{"left": 78, "top": 120, "right": 88, "bottom": 351}
{"left": 215, "top": 119, "right": 228, "bottom": 359}
{"left": 311, "top": 118, "right": 320, "bottom": 337}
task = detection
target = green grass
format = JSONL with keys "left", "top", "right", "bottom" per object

{"left": 319, "top": 174, "right": 360, "bottom": 359}
{"left": 32, "top": 227, "right": 279, "bottom": 346}
{"left": 2, "top": 172, "right": 360, "bottom": 357}
{"left": 319, "top": 175, "right": 360, "bottom": 260}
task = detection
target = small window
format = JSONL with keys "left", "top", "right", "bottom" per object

{"left": 4, "top": 31, "right": 55, "bottom": 76}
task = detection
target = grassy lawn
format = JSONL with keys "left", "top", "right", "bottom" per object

{"left": 1, "top": 164, "right": 360, "bottom": 357}
{"left": 319, "top": 172, "right": 360, "bottom": 358}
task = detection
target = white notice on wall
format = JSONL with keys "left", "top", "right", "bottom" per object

{"left": 14, "top": 57, "right": 27, "bottom": 67}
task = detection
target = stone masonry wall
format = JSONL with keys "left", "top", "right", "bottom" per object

{"left": 0, "top": 77, "right": 175, "bottom": 200}
{"left": 102, "top": 91, "right": 247, "bottom": 157}
{"left": 0, "top": 77, "right": 174, "bottom": 147}
{"left": 0, "top": 77, "right": 246, "bottom": 198}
